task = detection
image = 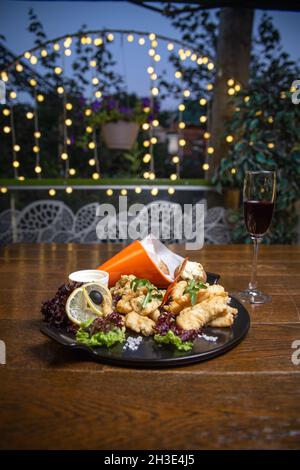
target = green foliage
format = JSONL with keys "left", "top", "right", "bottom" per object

{"left": 214, "top": 14, "right": 300, "bottom": 244}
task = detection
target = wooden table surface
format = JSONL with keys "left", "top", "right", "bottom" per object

{"left": 0, "top": 243, "right": 300, "bottom": 450}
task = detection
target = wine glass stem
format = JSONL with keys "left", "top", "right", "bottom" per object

{"left": 249, "top": 237, "right": 261, "bottom": 291}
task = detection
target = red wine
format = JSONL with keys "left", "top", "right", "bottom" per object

{"left": 244, "top": 200, "right": 274, "bottom": 237}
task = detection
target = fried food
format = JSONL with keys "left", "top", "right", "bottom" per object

{"left": 176, "top": 296, "right": 229, "bottom": 330}
{"left": 125, "top": 311, "right": 155, "bottom": 336}
{"left": 174, "top": 260, "right": 206, "bottom": 282}
{"left": 110, "top": 274, "right": 137, "bottom": 297}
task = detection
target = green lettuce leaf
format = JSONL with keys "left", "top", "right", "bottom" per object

{"left": 76, "top": 326, "right": 125, "bottom": 348}
{"left": 154, "top": 330, "right": 193, "bottom": 351}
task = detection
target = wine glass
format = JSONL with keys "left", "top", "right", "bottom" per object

{"left": 236, "top": 171, "right": 276, "bottom": 304}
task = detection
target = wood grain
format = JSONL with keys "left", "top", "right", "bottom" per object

{"left": 0, "top": 243, "right": 300, "bottom": 450}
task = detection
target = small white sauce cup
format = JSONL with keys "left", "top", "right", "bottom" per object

{"left": 68, "top": 269, "right": 109, "bottom": 287}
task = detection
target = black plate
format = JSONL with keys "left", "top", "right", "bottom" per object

{"left": 40, "top": 273, "right": 250, "bottom": 367}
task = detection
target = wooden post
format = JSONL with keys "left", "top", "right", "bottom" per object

{"left": 208, "top": 8, "right": 254, "bottom": 176}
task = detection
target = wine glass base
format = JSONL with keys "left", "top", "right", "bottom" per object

{"left": 234, "top": 289, "right": 272, "bottom": 305}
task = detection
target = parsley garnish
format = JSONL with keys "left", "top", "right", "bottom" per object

{"left": 130, "top": 278, "right": 163, "bottom": 308}
{"left": 183, "top": 279, "right": 207, "bottom": 305}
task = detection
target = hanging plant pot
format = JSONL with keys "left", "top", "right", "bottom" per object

{"left": 101, "top": 121, "right": 139, "bottom": 150}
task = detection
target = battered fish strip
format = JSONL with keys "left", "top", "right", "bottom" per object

{"left": 125, "top": 311, "right": 155, "bottom": 336}
{"left": 176, "top": 297, "right": 229, "bottom": 330}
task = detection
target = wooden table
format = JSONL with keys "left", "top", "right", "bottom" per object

{"left": 0, "top": 243, "right": 300, "bottom": 450}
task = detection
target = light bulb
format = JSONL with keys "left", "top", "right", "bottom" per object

{"left": 3, "top": 126, "right": 11, "bottom": 134}
{"left": 0, "top": 187, "right": 8, "bottom": 194}
{"left": 147, "top": 66, "right": 154, "bottom": 74}
{"left": 10, "top": 91, "right": 17, "bottom": 99}
{"left": 66, "top": 186, "right": 73, "bottom": 194}
{"left": 49, "top": 189, "right": 56, "bottom": 196}
{"left": 175, "top": 71, "right": 182, "bottom": 79}
{"left": 172, "top": 156, "right": 180, "bottom": 164}
{"left": 106, "top": 189, "right": 113, "bottom": 196}
{"left": 13, "top": 160, "right": 20, "bottom": 168}
{"left": 65, "top": 49, "right": 72, "bottom": 56}
{"left": 66, "top": 103, "right": 73, "bottom": 110}
{"left": 231, "top": 168, "right": 237, "bottom": 174}
{"left": 135, "top": 187, "right": 142, "bottom": 194}
{"left": 37, "top": 94, "right": 44, "bottom": 102}
{"left": 57, "top": 86, "right": 64, "bottom": 94}
{"left": 207, "top": 83, "right": 213, "bottom": 91}
{"left": 170, "top": 173, "right": 177, "bottom": 181}
{"left": 53, "top": 43, "right": 60, "bottom": 51}
{"left": 95, "top": 91, "right": 102, "bottom": 98}
{"left": 207, "top": 146, "right": 214, "bottom": 154}
{"left": 94, "top": 38, "right": 103, "bottom": 46}
{"left": 13, "top": 144, "right": 21, "bottom": 152}
{"left": 143, "top": 171, "right": 150, "bottom": 179}
{"left": 92, "top": 77, "right": 99, "bottom": 85}
{"left": 183, "top": 89, "right": 190, "bottom": 98}
{"left": 85, "top": 109, "right": 92, "bottom": 116}
{"left": 151, "top": 137, "right": 157, "bottom": 144}
{"left": 154, "top": 54, "right": 161, "bottom": 62}
{"left": 89, "top": 159, "right": 96, "bottom": 166}
{"left": 152, "top": 119, "right": 159, "bottom": 127}
{"left": 228, "top": 88, "right": 235, "bottom": 96}
{"left": 207, "top": 62, "right": 214, "bottom": 70}
{"left": 143, "top": 153, "right": 151, "bottom": 163}
{"left": 34, "top": 131, "right": 41, "bottom": 139}
{"left": 16, "top": 64, "right": 23, "bottom": 72}
{"left": 138, "top": 38, "right": 145, "bottom": 45}
{"left": 30, "top": 56, "right": 37, "bottom": 65}
{"left": 178, "top": 122, "right": 185, "bottom": 129}
{"left": 149, "top": 33, "right": 156, "bottom": 41}
{"left": 178, "top": 104, "right": 185, "bottom": 112}
{"left": 143, "top": 140, "right": 150, "bottom": 148}
{"left": 120, "top": 189, "right": 127, "bottom": 196}
{"left": 199, "top": 116, "right": 207, "bottom": 123}
{"left": 3, "top": 109, "right": 10, "bottom": 116}
{"left": 227, "top": 79, "right": 234, "bottom": 86}
{"left": 26, "top": 112, "right": 34, "bottom": 120}
{"left": 86, "top": 126, "right": 93, "bottom": 133}
{"left": 226, "top": 135, "right": 234, "bottom": 143}
{"left": 167, "top": 43, "right": 174, "bottom": 51}
{"left": 179, "top": 139, "right": 186, "bottom": 147}
{"left": 35, "top": 165, "right": 42, "bottom": 174}
{"left": 88, "top": 142, "right": 96, "bottom": 149}
{"left": 202, "top": 163, "right": 209, "bottom": 171}
{"left": 65, "top": 119, "right": 72, "bottom": 126}
{"left": 148, "top": 49, "right": 155, "bottom": 57}
{"left": 54, "top": 66, "right": 62, "bottom": 75}
{"left": 107, "top": 33, "right": 114, "bottom": 41}
{"left": 151, "top": 188, "right": 158, "bottom": 196}
{"left": 142, "top": 123, "right": 150, "bottom": 130}
{"left": 41, "top": 49, "right": 48, "bottom": 57}
{"left": 69, "top": 168, "right": 76, "bottom": 176}
{"left": 127, "top": 34, "right": 134, "bottom": 42}
{"left": 61, "top": 152, "right": 68, "bottom": 160}
{"left": 199, "top": 98, "right": 207, "bottom": 106}
{"left": 204, "top": 132, "right": 210, "bottom": 139}
{"left": 33, "top": 145, "right": 40, "bottom": 153}
{"left": 168, "top": 187, "right": 175, "bottom": 195}
{"left": 92, "top": 172, "right": 100, "bottom": 180}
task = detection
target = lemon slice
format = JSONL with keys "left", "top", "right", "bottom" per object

{"left": 65, "top": 287, "right": 97, "bottom": 326}
{"left": 82, "top": 282, "right": 112, "bottom": 317}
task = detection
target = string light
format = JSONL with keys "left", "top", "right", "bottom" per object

{"left": 178, "top": 122, "right": 185, "bottom": 129}
{"left": 37, "top": 94, "right": 44, "bottom": 102}
{"left": 244, "top": 96, "right": 250, "bottom": 103}
{"left": 94, "top": 37, "right": 103, "bottom": 46}
{"left": 150, "top": 137, "right": 158, "bottom": 144}
{"left": 202, "top": 163, "right": 209, "bottom": 171}
{"left": 151, "top": 188, "right": 158, "bottom": 196}
{"left": 3, "top": 126, "right": 11, "bottom": 134}
{"left": 207, "top": 146, "right": 214, "bottom": 154}
{"left": 268, "top": 116, "right": 274, "bottom": 124}
{"left": 92, "top": 77, "right": 99, "bottom": 85}
{"left": 204, "top": 132, "right": 210, "bottom": 139}
{"left": 127, "top": 34, "right": 134, "bottom": 42}
{"left": 33, "top": 145, "right": 40, "bottom": 153}
{"left": 175, "top": 71, "right": 182, "bottom": 79}
{"left": 226, "top": 135, "right": 234, "bottom": 143}
{"left": 147, "top": 66, "right": 154, "bottom": 74}
{"left": 143, "top": 171, "right": 150, "bottom": 179}
{"left": 35, "top": 165, "right": 42, "bottom": 174}
{"left": 168, "top": 187, "right": 175, "bottom": 195}
{"left": 207, "top": 83, "right": 213, "bottom": 91}
{"left": 172, "top": 156, "right": 180, "bottom": 164}
{"left": 26, "top": 112, "right": 34, "bottom": 120}
{"left": 235, "top": 84, "right": 241, "bottom": 92}
{"left": 143, "top": 140, "right": 150, "bottom": 148}
{"left": 149, "top": 33, "right": 156, "bottom": 41}
{"left": 191, "top": 54, "right": 197, "bottom": 61}
{"left": 64, "top": 49, "right": 72, "bottom": 57}
{"left": 16, "top": 64, "right": 23, "bottom": 72}
{"left": 207, "top": 62, "right": 214, "bottom": 70}
{"left": 66, "top": 103, "right": 73, "bottom": 111}
{"left": 143, "top": 153, "right": 151, "bottom": 163}
{"left": 13, "top": 144, "right": 21, "bottom": 152}
{"left": 106, "top": 189, "right": 113, "bottom": 196}
{"left": 120, "top": 189, "right": 127, "bottom": 196}
{"left": 138, "top": 37, "right": 145, "bottom": 45}
{"left": 183, "top": 89, "right": 190, "bottom": 98}
{"left": 149, "top": 172, "right": 155, "bottom": 180}
{"left": 69, "top": 168, "right": 76, "bottom": 176}
{"left": 10, "top": 91, "right": 17, "bottom": 99}
{"left": 170, "top": 173, "right": 177, "bottom": 181}
{"left": 267, "top": 143, "right": 275, "bottom": 149}
{"left": 228, "top": 88, "right": 235, "bottom": 96}
{"left": 34, "top": 131, "right": 41, "bottom": 139}
{"left": 30, "top": 56, "right": 38, "bottom": 65}
{"left": 154, "top": 54, "right": 161, "bottom": 62}
{"left": 92, "top": 172, "right": 100, "bottom": 179}
{"left": 152, "top": 119, "right": 159, "bottom": 127}
{"left": 57, "top": 86, "right": 64, "bottom": 94}
{"left": 66, "top": 186, "right": 73, "bottom": 194}
{"left": 199, "top": 116, "right": 207, "bottom": 123}
{"left": 24, "top": 51, "right": 31, "bottom": 59}
{"left": 85, "top": 108, "right": 92, "bottom": 116}
{"left": 89, "top": 158, "right": 96, "bottom": 166}
{"left": 142, "top": 123, "right": 150, "bottom": 130}
{"left": 53, "top": 43, "right": 60, "bottom": 51}
{"left": 199, "top": 98, "right": 207, "bottom": 106}
{"left": 0, "top": 187, "right": 8, "bottom": 194}
{"left": 65, "top": 118, "right": 72, "bottom": 126}
{"left": 12, "top": 161, "right": 20, "bottom": 168}
{"left": 167, "top": 42, "right": 174, "bottom": 51}
{"left": 3, "top": 108, "right": 10, "bottom": 116}
{"left": 227, "top": 79, "right": 234, "bottom": 86}
{"left": 178, "top": 104, "right": 185, "bottom": 111}
{"left": 86, "top": 126, "right": 93, "bottom": 133}
{"left": 135, "top": 187, "right": 142, "bottom": 194}
{"left": 231, "top": 168, "right": 236, "bottom": 174}
{"left": 54, "top": 66, "right": 62, "bottom": 75}
{"left": 107, "top": 33, "right": 114, "bottom": 41}
{"left": 148, "top": 49, "right": 155, "bottom": 57}
{"left": 41, "top": 49, "right": 48, "bottom": 57}
{"left": 49, "top": 189, "right": 56, "bottom": 196}
{"left": 61, "top": 152, "right": 68, "bottom": 161}
{"left": 179, "top": 139, "right": 186, "bottom": 147}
